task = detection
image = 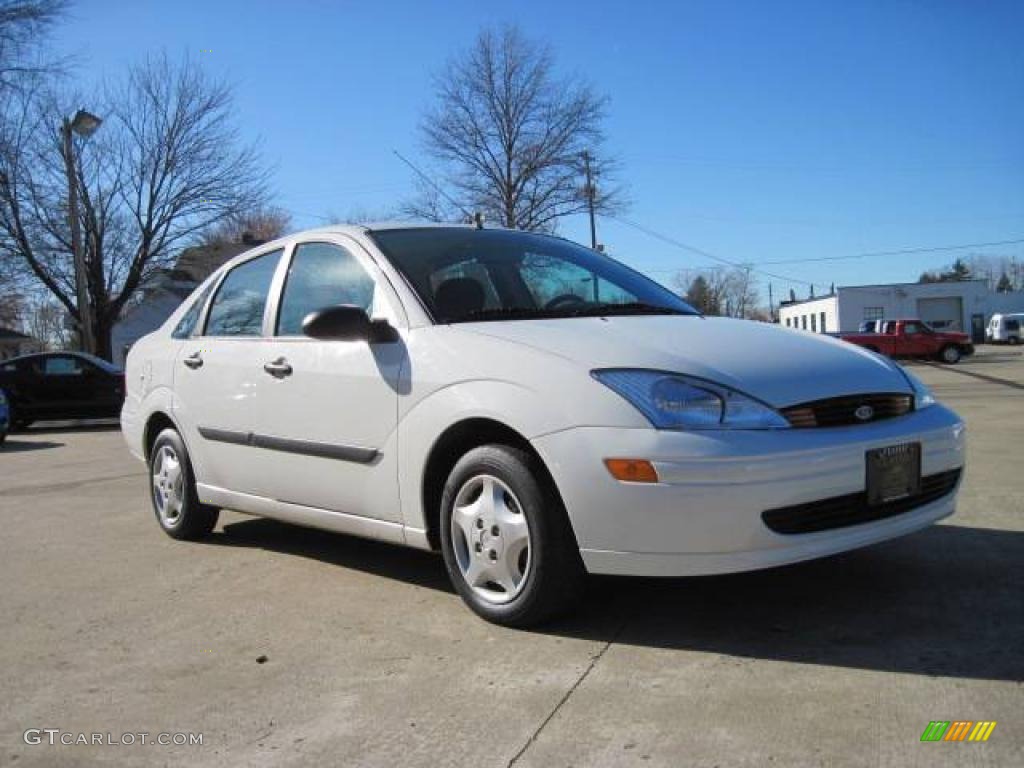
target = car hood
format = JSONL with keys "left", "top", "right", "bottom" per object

{"left": 454, "top": 315, "right": 911, "bottom": 408}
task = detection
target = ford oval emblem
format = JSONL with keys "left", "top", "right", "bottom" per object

{"left": 854, "top": 404, "right": 875, "bottom": 421}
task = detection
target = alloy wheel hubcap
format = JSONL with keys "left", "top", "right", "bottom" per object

{"left": 152, "top": 445, "right": 184, "bottom": 526}
{"left": 450, "top": 474, "right": 531, "bottom": 604}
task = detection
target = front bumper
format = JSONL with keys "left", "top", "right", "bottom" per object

{"left": 532, "top": 404, "right": 965, "bottom": 577}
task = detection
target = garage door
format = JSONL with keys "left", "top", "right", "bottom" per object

{"left": 917, "top": 296, "right": 963, "bottom": 330}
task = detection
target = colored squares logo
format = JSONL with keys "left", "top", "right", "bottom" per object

{"left": 921, "top": 721, "right": 996, "bottom": 742}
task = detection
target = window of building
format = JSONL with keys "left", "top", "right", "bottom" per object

{"left": 204, "top": 250, "right": 282, "bottom": 337}
{"left": 863, "top": 306, "right": 885, "bottom": 321}
{"left": 277, "top": 242, "right": 376, "bottom": 336}
{"left": 820, "top": 312, "right": 827, "bottom": 333}
{"left": 810, "top": 314, "right": 817, "bottom": 332}
{"left": 801, "top": 316, "right": 807, "bottom": 330}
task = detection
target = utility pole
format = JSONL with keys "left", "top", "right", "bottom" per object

{"left": 62, "top": 119, "right": 95, "bottom": 355}
{"left": 61, "top": 109, "right": 103, "bottom": 356}
{"left": 768, "top": 282, "right": 775, "bottom": 323}
{"left": 581, "top": 150, "right": 597, "bottom": 249}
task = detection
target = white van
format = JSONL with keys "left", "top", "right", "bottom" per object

{"left": 987, "top": 313, "right": 1023, "bottom": 344}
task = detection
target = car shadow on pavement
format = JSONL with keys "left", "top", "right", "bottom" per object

{"left": 16, "top": 420, "right": 120, "bottom": 434}
{"left": 208, "top": 519, "right": 1022, "bottom": 683}
{"left": 0, "top": 439, "right": 65, "bottom": 452}
{"left": 214, "top": 518, "right": 453, "bottom": 593}
{"left": 552, "top": 524, "right": 1024, "bottom": 683}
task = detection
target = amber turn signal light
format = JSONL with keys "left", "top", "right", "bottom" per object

{"left": 604, "top": 458, "right": 659, "bottom": 483}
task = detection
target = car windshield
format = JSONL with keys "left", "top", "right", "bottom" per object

{"left": 370, "top": 228, "right": 697, "bottom": 323}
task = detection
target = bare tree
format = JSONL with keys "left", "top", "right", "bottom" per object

{"left": 23, "top": 293, "right": 69, "bottom": 348}
{"left": 409, "top": 25, "right": 623, "bottom": 232}
{"left": 0, "top": 0, "right": 67, "bottom": 94}
{"left": 674, "top": 267, "right": 761, "bottom": 319}
{"left": 0, "top": 54, "right": 270, "bottom": 359}
{"left": 202, "top": 205, "right": 291, "bottom": 246}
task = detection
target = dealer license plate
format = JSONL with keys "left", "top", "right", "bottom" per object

{"left": 866, "top": 443, "right": 921, "bottom": 506}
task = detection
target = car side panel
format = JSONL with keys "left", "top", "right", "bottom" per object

{"left": 395, "top": 326, "right": 646, "bottom": 541}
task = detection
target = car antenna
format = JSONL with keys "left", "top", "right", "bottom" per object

{"left": 392, "top": 149, "right": 474, "bottom": 223}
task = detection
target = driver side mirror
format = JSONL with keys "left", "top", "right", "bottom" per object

{"left": 302, "top": 305, "right": 397, "bottom": 343}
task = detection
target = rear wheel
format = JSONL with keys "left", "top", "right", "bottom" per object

{"left": 8, "top": 404, "right": 31, "bottom": 431}
{"left": 1009, "top": 336, "right": 1020, "bottom": 346}
{"left": 940, "top": 345, "right": 961, "bottom": 364}
{"left": 439, "top": 444, "right": 585, "bottom": 627}
{"left": 149, "top": 428, "right": 218, "bottom": 540}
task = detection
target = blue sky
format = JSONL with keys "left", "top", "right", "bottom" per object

{"left": 53, "top": 0, "right": 1024, "bottom": 299}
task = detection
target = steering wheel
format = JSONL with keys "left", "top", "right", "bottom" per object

{"left": 544, "top": 293, "right": 587, "bottom": 310}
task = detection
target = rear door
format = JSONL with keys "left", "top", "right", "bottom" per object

{"left": 36, "top": 355, "right": 95, "bottom": 418}
{"left": 172, "top": 247, "right": 284, "bottom": 494}
{"left": 244, "top": 237, "right": 405, "bottom": 521}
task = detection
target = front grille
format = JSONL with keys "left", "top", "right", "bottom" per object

{"left": 762, "top": 468, "right": 962, "bottom": 535}
{"left": 781, "top": 393, "right": 913, "bottom": 428}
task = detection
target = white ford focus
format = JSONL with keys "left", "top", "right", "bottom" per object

{"left": 122, "top": 224, "right": 965, "bottom": 626}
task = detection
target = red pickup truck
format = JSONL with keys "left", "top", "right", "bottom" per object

{"left": 841, "top": 319, "right": 974, "bottom": 364}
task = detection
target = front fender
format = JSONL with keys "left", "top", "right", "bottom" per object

{"left": 396, "top": 378, "right": 563, "bottom": 538}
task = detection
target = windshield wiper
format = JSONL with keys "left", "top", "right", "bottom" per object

{"left": 566, "top": 302, "right": 690, "bottom": 317}
{"left": 449, "top": 302, "right": 690, "bottom": 323}
{"left": 452, "top": 307, "right": 552, "bottom": 322}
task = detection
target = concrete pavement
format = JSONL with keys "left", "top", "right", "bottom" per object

{"left": 1, "top": 348, "right": 1021, "bottom": 767}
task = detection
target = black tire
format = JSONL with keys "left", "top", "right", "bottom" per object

{"left": 0, "top": 430, "right": 6, "bottom": 445}
{"left": 439, "top": 444, "right": 586, "bottom": 627}
{"left": 149, "top": 428, "right": 218, "bottom": 540}
{"left": 1009, "top": 337, "right": 1020, "bottom": 346}
{"left": 8, "top": 403, "right": 31, "bottom": 431}
{"left": 939, "top": 345, "right": 961, "bottom": 364}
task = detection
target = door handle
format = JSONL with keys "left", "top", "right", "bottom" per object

{"left": 183, "top": 352, "right": 203, "bottom": 369}
{"left": 263, "top": 357, "right": 293, "bottom": 378}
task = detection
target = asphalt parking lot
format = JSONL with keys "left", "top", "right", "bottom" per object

{"left": 1, "top": 347, "right": 1021, "bottom": 767}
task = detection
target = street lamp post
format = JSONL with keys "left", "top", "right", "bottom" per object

{"left": 61, "top": 108, "right": 102, "bottom": 355}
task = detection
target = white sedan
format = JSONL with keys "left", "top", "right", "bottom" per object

{"left": 122, "top": 224, "right": 965, "bottom": 626}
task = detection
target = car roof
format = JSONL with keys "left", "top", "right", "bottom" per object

{"left": 209, "top": 221, "right": 530, "bottom": 278}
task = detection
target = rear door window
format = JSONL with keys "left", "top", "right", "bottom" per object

{"left": 204, "top": 250, "right": 282, "bottom": 337}
{"left": 43, "top": 356, "right": 85, "bottom": 376}
{"left": 173, "top": 283, "right": 215, "bottom": 339}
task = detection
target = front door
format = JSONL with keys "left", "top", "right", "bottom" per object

{"left": 245, "top": 239, "right": 404, "bottom": 522}
{"left": 971, "top": 314, "right": 985, "bottom": 344}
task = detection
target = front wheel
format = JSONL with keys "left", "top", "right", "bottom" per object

{"left": 939, "top": 345, "right": 961, "bottom": 364}
{"left": 439, "top": 444, "right": 585, "bottom": 627}
{"left": 1009, "top": 336, "right": 1020, "bottom": 346}
{"left": 149, "top": 428, "right": 218, "bottom": 540}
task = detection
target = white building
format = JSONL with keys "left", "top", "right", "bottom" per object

{"left": 779, "top": 280, "right": 1024, "bottom": 342}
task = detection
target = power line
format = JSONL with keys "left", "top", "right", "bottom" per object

{"left": 756, "top": 238, "right": 1024, "bottom": 265}
{"left": 608, "top": 214, "right": 816, "bottom": 286}
{"left": 392, "top": 149, "right": 473, "bottom": 221}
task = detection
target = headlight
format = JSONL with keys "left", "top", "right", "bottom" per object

{"left": 902, "top": 369, "right": 936, "bottom": 410}
{"left": 592, "top": 370, "right": 790, "bottom": 430}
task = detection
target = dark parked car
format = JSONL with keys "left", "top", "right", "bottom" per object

{"left": 0, "top": 352, "right": 125, "bottom": 429}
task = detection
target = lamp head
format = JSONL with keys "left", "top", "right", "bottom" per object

{"left": 70, "top": 109, "right": 102, "bottom": 137}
